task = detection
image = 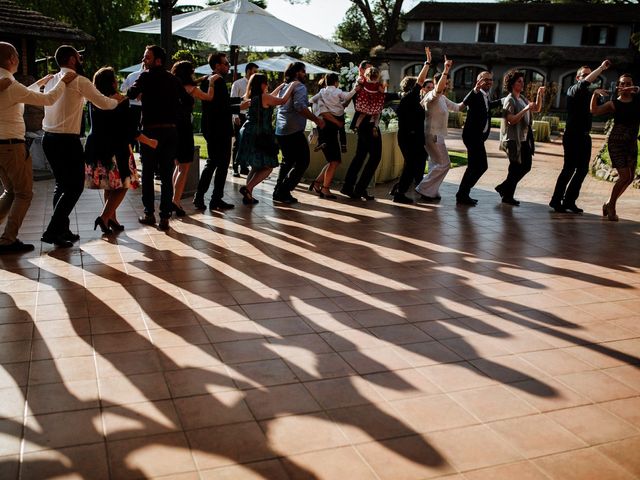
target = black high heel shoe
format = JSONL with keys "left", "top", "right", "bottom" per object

{"left": 308, "top": 180, "right": 319, "bottom": 192}
{"left": 172, "top": 203, "right": 186, "bottom": 217}
{"left": 94, "top": 217, "right": 113, "bottom": 234}
{"left": 319, "top": 187, "right": 337, "bottom": 199}
{"left": 108, "top": 219, "right": 125, "bottom": 231}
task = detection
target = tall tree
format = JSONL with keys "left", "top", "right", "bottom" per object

{"left": 13, "top": 0, "right": 149, "bottom": 73}
{"left": 288, "top": 0, "right": 404, "bottom": 50}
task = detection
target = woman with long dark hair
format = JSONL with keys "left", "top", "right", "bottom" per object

{"left": 170, "top": 60, "right": 217, "bottom": 216}
{"left": 85, "top": 67, "right": 156, "bottom": 233}
{"left": 236, "top": 73, "right": 299, "bottom": 204}
{"left": 591, "top": 73, "right": 640, "bottom": 221}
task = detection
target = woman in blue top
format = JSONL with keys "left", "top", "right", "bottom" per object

{"left": 236, "top": 74, "right": 298, "bottom": 205}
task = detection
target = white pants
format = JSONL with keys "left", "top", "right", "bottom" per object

{"left": 415, "top": 136, "right": 450, "bottom": 198}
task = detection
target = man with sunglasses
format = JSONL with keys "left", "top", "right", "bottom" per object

{"left": 194, "top": 52, "right": 243, "bottom": 211}
{"left": 549, "top": 59, "right": 610, "bottom": 213}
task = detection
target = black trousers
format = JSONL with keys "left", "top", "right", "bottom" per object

{"left": 42, "top": 133, "right": 84, "bottom": 236}
{"left": 275, "top": 131, "right": 310, "bottom": 195}
{"left": 343, "top": 123, "right": 382, "bottom": 196}
{"left": 196, "top": 135, "right": 232, "bottom": 203}
{"left": 232, "top": 113, "right": 247, "bottom": 172}
{"left": 141, "top": 126, "right": 178, "bottom": 219}
{"left": 397, "top": 132, "right": 427, "bottom": 194}
{"left": 551, "top": 132, "right": 591, "bottom": 205}
{"left": 497, "top": 140, "right": 532, "bottom": 200}
{"left": 458, "top": 135, "right": 488, "bottom": 198}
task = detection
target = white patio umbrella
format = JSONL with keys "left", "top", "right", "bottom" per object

{"left": 194, "top": 54, "right": 336, "bottom": 75}
{"left": 120, "top": 0, "right": 349, "bottom": 53}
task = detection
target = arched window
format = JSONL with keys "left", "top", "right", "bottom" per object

{"left": 520, "top": 68, "right": 545, "bottom": 85}
{"left": 557, "top": 71, "right": 604, "bottom": 109}
{"left": 403, "top": 63, "right": 423, "bottom": 77}
{"left": 453, "top": 66, "right": 485, "bottom": 89}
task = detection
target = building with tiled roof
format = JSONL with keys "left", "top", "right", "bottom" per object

{"left": 384, "top": 2, "right": 640, "bottom": 109}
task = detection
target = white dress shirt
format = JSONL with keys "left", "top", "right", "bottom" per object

{"left": 43, "top": 67, "right": 118, "bottom": 135}
{"left": 231, "top": 77, "right": 249, "bottom": 116}
{"left": 0, "top": 67, "right": 66, "bottom": 139}
{"left": 121, "top": 68, "right": 143, "bottom": 107}
{"left": 422, "top": 90, "right": 461, "bottom": 141}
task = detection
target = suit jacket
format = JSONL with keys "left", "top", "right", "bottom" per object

{"left": 462, "top": 89, "right": 502, "bottom": 142}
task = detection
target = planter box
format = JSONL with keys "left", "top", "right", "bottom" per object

{"left": 304, "top": 129, "right": 404, "bottom": 185}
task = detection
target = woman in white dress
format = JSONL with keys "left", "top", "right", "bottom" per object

{"left": 415, "top": 56, "right": 465, "bottom": 201}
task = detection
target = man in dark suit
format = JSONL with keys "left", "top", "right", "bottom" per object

{"left": 456, "top": 71, "right": 501, "bottom": 206}
{"left": 193, "top": 52, "right": 242, "bottom": 211}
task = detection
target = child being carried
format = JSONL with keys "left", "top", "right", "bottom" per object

{"left": 353, "top": 66, "right": 386, "bottom": 136}
{"left": 310, "top": 73, "right": 357, "bottom": 153}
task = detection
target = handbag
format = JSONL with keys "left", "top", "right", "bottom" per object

{"left": 254, "top": 95, "right": 279, "bottom": 156}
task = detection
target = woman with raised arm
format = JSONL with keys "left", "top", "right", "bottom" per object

{"left": 415, "top": 55, "right": 465, "bottom": 202}
{"left": 236, "top": 74, "right": 299, "bottom": 205}
{"left": 393, "top": 46, "right": 432, "bottom": 204}
{"left": 494, "top": 70, "right": 544, "bottom": 206}
{"left": 591, "top": 73, "right": 640, "bottom": 221}
{"left": 170, "top": 60, "right": 218, "bottom": 216}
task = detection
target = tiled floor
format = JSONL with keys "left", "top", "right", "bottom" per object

{"left": 1, "top": 131, "right": 639, "bottom": 479}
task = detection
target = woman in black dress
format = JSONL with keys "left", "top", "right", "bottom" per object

{"left": 392, "top": 47, "right": 432, "bottom": 204}
{"left": 170, "top": 61, "right": 216, "bottom": 216}
{"left": 85, "top": 67, "right": 156, "bottom": 233}
{"left": 591, "top": 73, "right": 640, "bottom": 221}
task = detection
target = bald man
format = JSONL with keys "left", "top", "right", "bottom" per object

{"left": 456, "top": 71, "right": 502, "bottom": 206}
{"left": 0, "top": 42, "right": 75, "bottom": 253}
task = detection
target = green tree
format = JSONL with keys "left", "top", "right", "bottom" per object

{"left": 13, "top": 0, "right": 150, "bottom": 74}
{"left": 288, "top": 0, "right": 404, "bottom": 51}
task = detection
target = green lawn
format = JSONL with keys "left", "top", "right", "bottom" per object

{"left": 599, "top": 140, "right": 640, "bottom": 176}
{"left": 194, "top": 134, "right": 208, "bottom": 158}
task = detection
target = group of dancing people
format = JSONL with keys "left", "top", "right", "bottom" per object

{"left": 0, "top": 42, "right": 638, "bottom": 253}
{"left": 392, "top": 49, "right": 639, "bottom": 222}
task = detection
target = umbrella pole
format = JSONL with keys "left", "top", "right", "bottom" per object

{"left": 231, "top": 45, "right": 239, "bottom": 81}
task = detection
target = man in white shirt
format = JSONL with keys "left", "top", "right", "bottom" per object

{"left": 41, "top": 45, "right": 121, "bottom": 248}
{"left": 230, "top": 62, "right": 258, "bottom": 177}
{"left": 121, "top": 64, "right": 144, "bottom": 151}
{"left": 0, "top": 42, "right": 76, "bottom": 254}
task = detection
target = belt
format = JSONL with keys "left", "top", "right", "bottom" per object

{"left": 0, "top": 138, "right": 25, "bottom": 144}
{"left": 145, "top": 123, "right": 176, "bottom": 129}
{"left": 43, "top": 132, "right": 80, "bottom": 137}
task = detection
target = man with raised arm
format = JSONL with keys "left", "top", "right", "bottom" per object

{"left": 549, "top": 59, "right": 610, "bottom": 213}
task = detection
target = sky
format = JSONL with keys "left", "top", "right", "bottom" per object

{"left": 176, "top": 0, "right": 424, "bottom": 40}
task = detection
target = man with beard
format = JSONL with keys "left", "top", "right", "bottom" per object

{"left": 41, "top": 45, "right": 121, "bottom": 247}
{"left": 273, "top": 61, "right": 325, "bottom": 204}
{"left": 0, "top": 42, "right": 76, "bottom": 253}
{"left": 127, "top": 45, "right": 188, "bottom": 230}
